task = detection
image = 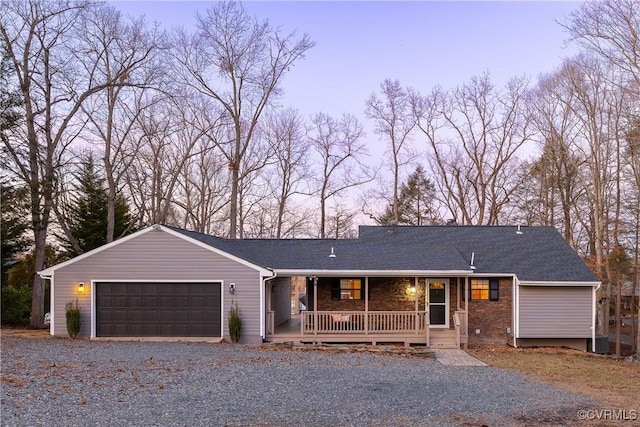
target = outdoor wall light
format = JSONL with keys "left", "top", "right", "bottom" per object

{"left": 229, "top": 283, "right": 236, "bottom": 294}
{"left": 410, "top": 286, "right": 416, "bottom": 294}
{"left": 77, "top": 282, "right": 85, "bottom": 294}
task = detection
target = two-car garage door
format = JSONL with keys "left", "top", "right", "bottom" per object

{"left": 96, "top": 282, "right": 221, "bottom": 337}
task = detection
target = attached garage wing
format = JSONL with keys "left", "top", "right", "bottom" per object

{"left": 96, "top": 282, "right": 222, "bottom": 337}
{"left": 518, "top": 286, "right": 593, "bottom": 338}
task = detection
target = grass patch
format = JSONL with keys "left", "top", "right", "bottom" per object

{"left": 468, "top": 346, "right": 640, "bottom": 409}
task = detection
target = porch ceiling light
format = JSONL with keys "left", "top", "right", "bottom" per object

{"left": 77, "top": 282, "right": 85, "bottom": 294}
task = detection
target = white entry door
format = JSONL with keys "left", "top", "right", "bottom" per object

{"left": 428, "top": 279, "right": 449, "bottom": 328}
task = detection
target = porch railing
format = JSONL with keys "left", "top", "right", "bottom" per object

{"left": 301, "top": 311, "right": 427, "bottom": 335}
{"left": 453, "top": 310, "right": 467, "bottom": 348}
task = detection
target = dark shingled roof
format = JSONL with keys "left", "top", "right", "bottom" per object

{"left": 166, "top": 225, "right": 597, "bottom": 283}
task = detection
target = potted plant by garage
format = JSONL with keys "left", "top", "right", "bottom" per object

{"left": 65, "top": 300, "right": 81, "bottom": 339}
{"left": 228, "top": 302, "right": 242, "bottom": 343}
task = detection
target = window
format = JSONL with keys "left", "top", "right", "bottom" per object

{"left": 489, "top": 279, "right": 499, "bottom": 301}
{"left": 469, "top": 279, "right": 499, "bottom": 301}
{"left": 331, "top": 279, "right": 362, "bottom": 300}
{"left": 471, "top": 279, "right": 489, "bottom": 300}
{"left": 340, "top": 279, "right": 361, "bottom": 300}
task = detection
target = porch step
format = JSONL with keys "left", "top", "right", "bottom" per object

{"left": 430, "top": 339, "right": 458, "bottom": 349}
{"left": 429, "top": 330, "right": 458, "bottom": 349}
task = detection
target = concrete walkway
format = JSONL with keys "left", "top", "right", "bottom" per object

{"left": 433, "top": 349, "right": 487, "bottom": 366}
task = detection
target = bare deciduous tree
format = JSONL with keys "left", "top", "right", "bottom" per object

{"left": 261, "top": 108, "right": 311, "bottom": 238}
{"left": 77, "top": 5, "right": 165, "bottom": 243}
{"left": 1, "top": 0, "right": 135, "bottom": 327}
{"left": 365, "top": 79, "right": 417, "bottom": 223}
{"left": 565, "top": 0, "right": 640, "bottom": 357}
{"left": 564, "top": 0, "right": 640, "bottom": 89}
{"left": 172, "top": 1, "right": 314, "bottom": 238}
{"left": 414, "top": 73, "right": 532, "bottom": 225}
{"left": 307, "top": 112, "right": 372, "bottom": 238}
{"left": 525, "top": 67, "right": 585, "bottom": 244}
{"left": 125, "top": 96, "right": 213, "bottom": 227}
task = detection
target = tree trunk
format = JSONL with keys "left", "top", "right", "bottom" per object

{"left": 104, "top": 86, "right": 116, "bottom": 243}
{"left": 319, "top": 189, "right": 327, "bottom": 239}
{"left": 615, "top": 278, "right": 621, "bottom": 357}
{"left": 229, "top": 161, "right": 239, "bottom": 239}
{"left": 30, "top": 227, "right": 47, "bottom": 328}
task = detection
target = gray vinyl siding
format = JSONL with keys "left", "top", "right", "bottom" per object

{"left": 51, "top": 229, "right": 263, "bottom": 342}
{"left": 271, "top": 277, "right": 292, "bottom": 327}
{"left": 519, "top": 286, "right": 592, "bottom": 338}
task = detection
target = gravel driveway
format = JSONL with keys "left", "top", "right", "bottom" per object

{"left": 1, "top": 336, "right": 594, "bottom": 426}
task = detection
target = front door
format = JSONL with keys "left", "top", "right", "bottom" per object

{"left": 428, "top": 279, "right": 449, "bottom": 328}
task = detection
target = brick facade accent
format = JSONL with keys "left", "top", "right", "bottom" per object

{"left": 315, "top": 277, "right": 422, "bottom": 311}
{"left": 466, "top": 278, "right": 513, "bottom": 346}
{"left": 311, "top": 276, "right": 513, "bottom": 347}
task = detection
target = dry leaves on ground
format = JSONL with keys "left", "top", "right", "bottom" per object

{"left": 468, "top": 345, "right": 640, "bottom": 410}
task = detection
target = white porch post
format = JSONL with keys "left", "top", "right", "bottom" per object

{"left": 364, "top": 276, "right": 369, "bottom": 335}
{"left": 414, "top": 276, "right": 419, "bottom": 334}
{"left": 265, "top": 282, "right": 271, "bottom": 335}
{"left": 425, "top": 278, "right": 430, "bottom": 347}
{"left": 313, "top": 276, "right": 318, "bottom": 343}
{"left": 465, "top": 277, "right": 469, "bottom": 341}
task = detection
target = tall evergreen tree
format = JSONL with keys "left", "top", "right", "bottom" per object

{"left": 1, "top": 49, "right": 30, "bottom": 284}
{"left": 60, "top": 157, "right": 135, "bottom": 257}
{"left": 379, "top": 166, "right": 440, "bottom": 226}
{"left": 0, "top": 50, "right": 21, "bottom": 141}
{"left": 1, "top": 181, "right": 31, "bottom": 283}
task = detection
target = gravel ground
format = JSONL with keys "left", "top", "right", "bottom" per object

{"left": 1, "top": 336, "right": 595, "bottom": 426}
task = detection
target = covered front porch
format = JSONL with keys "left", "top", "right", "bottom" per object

{"left": 264, "top": 276, "right": 470, "bottom": 349}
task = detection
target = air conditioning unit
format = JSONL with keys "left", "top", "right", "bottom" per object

{"left": 591, "top": 335, "right": 609, "bottom": 354}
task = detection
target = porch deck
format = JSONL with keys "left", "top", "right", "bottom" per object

{"left": 265, "top": 311, "right": 467, "bottom": 349}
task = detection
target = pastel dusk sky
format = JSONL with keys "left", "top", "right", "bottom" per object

{"left": 112, "top": 1, "right": 582, "bottom": 125}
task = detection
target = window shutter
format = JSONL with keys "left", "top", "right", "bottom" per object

{"left": 331, "top": 280, "right": 340, "bottom": 301}
{"left": 489, "top": 279, "right": 499, "bottom": 301}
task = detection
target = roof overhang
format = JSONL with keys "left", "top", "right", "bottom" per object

{"left": 518, "top": 280, "right": 601, "bottom": 287}
{"left": 271, "top": 269, "right": 474, "bottom": 277}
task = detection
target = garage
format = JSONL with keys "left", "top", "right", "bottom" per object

{"left": 95, "top": 282, "right": 222, "bottom": 337}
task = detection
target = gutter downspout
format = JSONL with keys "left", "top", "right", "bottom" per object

{"left": 592, "top": 283, "right": 601, "bottom": 353}
{"left": 513, "top": 275, "right": 518, "bottom": 349}
{"left": 261, "top": 269, "right": 278, "bottom": 340}
{"left": 38, "top": 273, "right": 54, "bottom": 336}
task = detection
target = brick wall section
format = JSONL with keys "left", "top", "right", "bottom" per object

{"left": 316, "top": 277, "right": 364, "bottom": 311}
{"left": 313, "top": 276, "right": 513, "bottom": 346}
{"left": 315, "top": 277, "right": 456, "bottom": 317}
{"left": 316, "top": 277, "right": 423, "bottom": 311}
{"left": 449, "top": 278, "right": 459, "bottom": 317}
{"left": 467, "top": 278, "right": 513, "bottom": 346}
{"left": 368, "top": 277, "right": 418, "bottom": 311}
